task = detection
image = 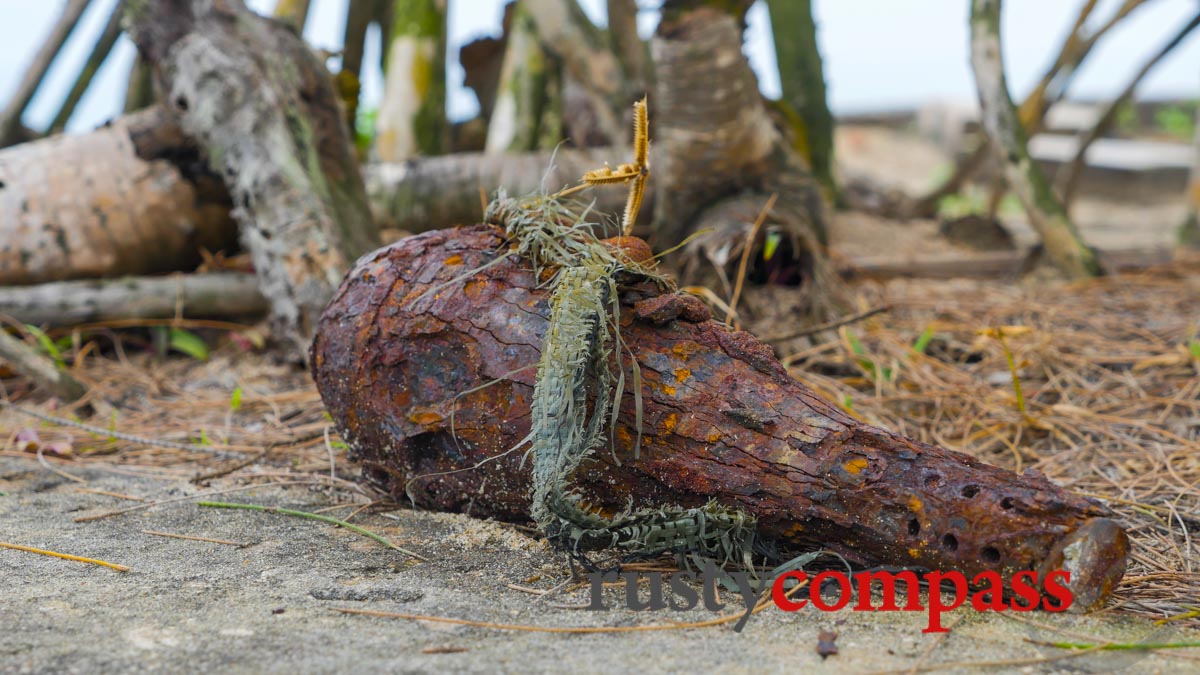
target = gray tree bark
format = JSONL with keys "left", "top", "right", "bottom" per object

{"left": 126, "top": 0, "right": 381, "bottom": 358}
{"left": 0, "top": 273, "right": 265, "bottom": 327}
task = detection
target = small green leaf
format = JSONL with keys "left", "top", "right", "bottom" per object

{"left": 1189, "top": 340, "right": 1200, "bottom": 359}
{"left": 230, "top": 386, "right": 244, "bottom": 412}
{"left": 762, "top": 232, "right": 782, "bottom": 261}
{"left": 842, "top": 395, "right": 854, "bottom": 411}
{"left": 845, "top": 330, "right": 866, "bottom": 356}
{"left": 24, "top": 324, "right": 64, "bottom": 368}
{"left": 911, "top": 326, "right": 936, "bottom": 354}
{"left": 169, "top": 328, "right": 209, "bottom": 361}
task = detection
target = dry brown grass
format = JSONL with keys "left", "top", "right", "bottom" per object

{"left": 768, "top": 255, "right": 1200, "bottom": 626}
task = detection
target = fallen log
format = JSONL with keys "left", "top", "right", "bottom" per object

{"left": 0, "top": 273, "right": 265, "bottom": 327}
{"left": 0, "top": 107, "right": 237, "bottom": 286}
{"left": 365, "top": 147, "right": 635, "bottom": 232}
{"left": 311, "top": 224, "right": 1130, "bottom": 611}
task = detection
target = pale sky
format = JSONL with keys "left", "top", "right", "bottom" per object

{"left": 0, "top": 0, "right": 1197, "bottom": 134}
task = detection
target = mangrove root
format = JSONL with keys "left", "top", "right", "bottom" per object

{"left": 311, "top": 225, "right": 1129, "bottom": 610}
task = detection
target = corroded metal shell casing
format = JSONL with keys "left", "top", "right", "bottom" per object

{"left": 311, "top": 225, "right": 1128, "bottom": 609}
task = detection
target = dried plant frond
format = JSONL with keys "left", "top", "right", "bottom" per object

{"left": 633, "top": 96, "right": 649, "bottom": 167}
{"left": 622, "top": 172, "right": 647, "bottom": 237}
{"left": 582, "top": 163, "right": 639, "bottom": 186}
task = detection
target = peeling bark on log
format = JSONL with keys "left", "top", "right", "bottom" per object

{"left": 0, "top": 273, "right": 266, "bottom": 327}
{"left": 127, "top": 0, "right": 381, "bottom": 357}
{"left": 0, "top": 107, "right": 236, "bottom": 286}
{"left": 311, "top": 225, "right": 1130, "bottom": 611}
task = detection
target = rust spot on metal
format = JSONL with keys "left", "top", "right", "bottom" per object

{"left": 843, "top": 458, "right": 868, "bottom": 475}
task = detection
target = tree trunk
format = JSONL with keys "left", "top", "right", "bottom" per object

{"left": 48, "top": 0, "right": 127, "bottom": 135}
{"left": 123, "top": 54, "right": 156, "bottom": 113}
{"left": 310, "top": 225, "right": 1131, "bottom": 612}
{"left": 126, "top": 0, "right": 381, "bottom": 358}
{"left": 1181, "top": 104, "right": 1200, "bottom": 248}
{"left": 969, "top": 0, "right": 1102, "bottom": 278}
{"left": 0, "top": 107, "right": 236, "bottom": 285}
{"left": 766, "top": 0, "right": 836, "bottom": 199}
{"left": 375, "top": 0, "right": 446, "bottom": 160}
{"left": 607, "top": 0, "right": 649, "bottom": 97}
{"left": 525, "top": 0, "right": 626, "bottom": 145}
{"left": 272, "top": 0, "right": 312, "bottom": 32}
{"left": 910, "top": 0, "right": 1149, "bottom": 218}
{"left": 651, "top": 3, "right": 835, "bottom": 317}
{"left": 338, "top": 0, "right": 375, "bottom": 135}
{"left": 485, "top": 3, "right": 560, "bottom": 154}
{"left": 0, "top": 0, "right": 92, "bottom": 147}
{"left": 1055, "top": 11, "right": 1200, "bottom": 206}
{"left": 0, "top": 273, "right": 265, "bottom": 327}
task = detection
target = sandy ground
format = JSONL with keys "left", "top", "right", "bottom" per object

{"left": 3, "top": 458, "right": 1198, "bottom": 674}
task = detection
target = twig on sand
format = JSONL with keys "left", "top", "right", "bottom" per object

{"left": 140, "top": 530, "right": 248, "bottom": 547}
{"left": 198, "top": 501, "right": 427, "bottom": 561}
{"left": 0, "top": 541, "right": 129, "bottom": 572}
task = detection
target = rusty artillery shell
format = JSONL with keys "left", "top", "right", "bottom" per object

{"left": 311, "top": 225, "right": 1129, "bottom": 608}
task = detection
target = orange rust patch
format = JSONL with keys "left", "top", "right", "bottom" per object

{"left": 843, "top": 458, "right": 868, "bottom": 475}
{"left": 907, "top": 495, "right": 924, "bottom": 512}
{"left": 661, "top": 413, "right": 678, "bottom": 435}
{"left": 408, "top": 410, "right": 443, "bottom": 427}
{"left": 464, "top": 279, "right": 489, "bottom": 297}
{"left": 673, "top": 368, "right": 692, "bottom": 383}
{"left": 659, "top": 383, "right": 677, "bottom": 396}
{"left": 705, "top": 428, "right": 722, "bottom": 443}
{"left": 615, "top": 425, "right": 633, "bottom": 449}
{"left": 444, "top": 254, "right": 463, "bottom": 265}
{"left": 908, "top": 548, "right": 920, "bottom": 558}
{"left": 671, "top": 341, "right": 702, "bottom": 360}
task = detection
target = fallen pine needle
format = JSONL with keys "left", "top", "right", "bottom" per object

{"left": 197, "top": 501, "right": 427, "bottom": 561}
{"left": 334, "top": 607, "right": 721, "bottom": 633}
{"left": 77, "top": 487, "right": 146, "bottom": 502}
{"left": 140, "top": 530, "right": 247, "bottom": 547}
{"left": 0, "top": 541, "right": 129, "bottom": 572}
{"left": 1027, "top": 638, "right": 1200, "bottom": 651}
